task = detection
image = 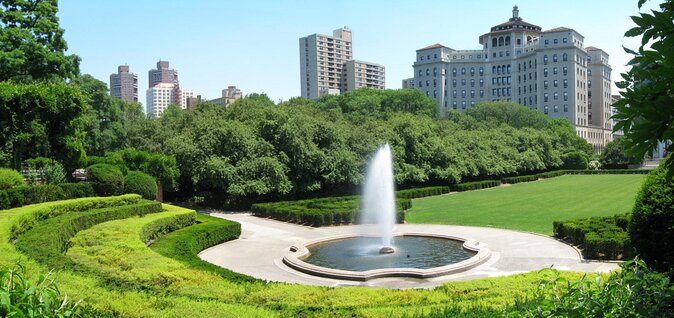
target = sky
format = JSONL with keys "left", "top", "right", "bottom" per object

{"left": 57, "top": 0, "right": 657, "bottom": 106}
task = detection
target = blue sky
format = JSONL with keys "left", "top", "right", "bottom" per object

{"left": 58, "top": 0, "right": 656, "bottom": 105}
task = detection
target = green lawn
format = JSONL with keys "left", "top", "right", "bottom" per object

{"left": 406, "top": 175, "right": 645, "bottom": 235}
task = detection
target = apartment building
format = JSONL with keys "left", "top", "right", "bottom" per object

{"left": 404, "top": 6, "right": 613, "bottom": 151}
{"left": 148, "top": 60, "right": 178, "bottom": 89}
{"left": 146, "top": 83, "right": 193, "bottom": 118}
{"left": 300, "top": 28, "right": 385, "bottom": 99}
{"left": 210, "top": 86, "right": 243, "bottom": 106}
{"left": 109, "top": 65, "right": 138, "bottom": 103}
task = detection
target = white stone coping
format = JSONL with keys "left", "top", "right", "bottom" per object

{"left": 283, "top": 232, "right": 492, "bottom": 281}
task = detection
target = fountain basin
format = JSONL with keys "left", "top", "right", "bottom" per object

{"left": 283, "top": 233, "right": 491, "bottom": 281}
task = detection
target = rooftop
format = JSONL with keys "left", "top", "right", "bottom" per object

{"left": 489, "top": 6, "right": 542, "bottom": 32}
{"left": 417, "top": 43, "right": 450, "bottom": 51}
{"left": 543, "top": 27, "right": 573, "bottom": 33}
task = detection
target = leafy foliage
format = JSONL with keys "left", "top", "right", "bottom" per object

{"left": 561, "top": 151, "right": 588, "bottom": 169}
{"left": 86, "top": 164, "right": 124, "bottom": 196}
{"left": 0, "top": 0, "right": 80, "bottom": 82}
{"left": 554, "top": 215, "right": 631, "bottom": 260}
{"left": 614, "top": 0, "right": 674, "bottom": 173}
{"left": 629, "top": 163, "right": 674, "bottom": 276}
{"left": 600, "top": 137, "right": 643, "bottom": 169}
{"left": 0, "top": 168, "right": 24, "bottom": 190}
{"left": 123, "top": 171, "right": 157, "bottom": 200}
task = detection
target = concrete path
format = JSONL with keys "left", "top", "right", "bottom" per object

{"left": 199, "top": 213, "right": 620, "bottom": 289}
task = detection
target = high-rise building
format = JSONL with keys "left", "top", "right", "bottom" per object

{"left": 405, "top": 6, "right": 613, "bottom": 151}
{"left": 109, "top": 65, "right": 138, "bottom": 102}
{"left": 148, "top": 60, "right": 178, "bottom": 88}
{"left": 300, "top": 27, "right": 385, "bottom": 99}
{"left": 209, "top": 86, "right": 243, "bottom": 106}
{"left": 146, "top": 83, "right": 193, "bottom": 118}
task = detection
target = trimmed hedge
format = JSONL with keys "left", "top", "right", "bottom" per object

{"left": 15, "top": 200, "right": 163, "bottom": 269}
{"left": 9, "top": 194, "right": 143, "bottom": 240}
{"left": 565, "top": 169, "right": 648, "bottom": 175}
{"left": 501, "top": 169, "right": 648, "bottom": 185}
{"left": 553, "top": 214, "right": 630, "bottom": 260}
{"left": 0, "top": 168, "right": 25, "bottom": 190}
{"left": 396, "top": 186, "right": 449, "bottom": 199}
{"left": 252, "top": 196, "right": 410, "bottom": 227}
{"left": 124, "top": 171, "right": 157, "bottom": 200}
{"left": 536, "top": 170, "right": 567, "bottom": 179}
{"left": 0, "top": 183, "right": 96, "bottom": 210}
{"left": 451, "top": 180, "right": 501, "bottom": 192}
{"left": 150, "top": 213, "right": 257, "bottom": 283}
{"left": 140, "top": 211, "right": 196, "bottom": 244}
{"left": 502, "top": 175, "right": 538, "bottom": 184}
{"left": 87, "top": 164, "right": 124, "bottom": 196}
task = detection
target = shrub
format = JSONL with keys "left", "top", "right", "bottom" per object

{"left": 396, "top": 186, "right": 449, "bottom": 199}
{"left": 600, "top": 138, "right": 643, "bottom": 169}
{"left": 22, "top": 184, "right": 65, "bottom": 205}
{"left": 150, "top": 213, "right": 257, "bottom": 284}
{"left": 561, "top": 151, "right": 589, "bottom": 170}
{"left": 60, "top": 182, "right": 96, "bottom": 199}
{"left": 553, "top": 215, "right": 630, "bottom": 260}
{"left": 15, "top": 200, "right": 163, "bottom": 269}
{"left": 509, "top": 259, "right": 674, "bottom": 317}
{"left": 451, "top": 180, "right": 501, "bottom": 192}
{"left": 502, "top": 175, "right": 538, "bottom": 184}
{"left": 0, "top": 265, "right": 82, "bottom": 317}
{"left": 124, "top": 171, "right": 157, "bottom": 200}
{"left": 629, "top": 165, "right": 674, "bottom": 275}
{"left": 140, "top": 212, "right": 196, "bottom": 244}
{"left": 0, "top": 168, "right": 24, "bottom": 190}
{"left": 41, "top": 160, "right": 67, "bottom": 185}
{"left": 536, "top": 170, "right": 566, "bottom": 179}
{"left": 87, "top": 164, "right": 124, "bottom": 196}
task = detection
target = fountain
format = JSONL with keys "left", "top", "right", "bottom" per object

{"left": 360, "top": 144, "right": 396, "bottom": 254}
{"left": 282, "top": 144, "right": 492, "bottom": 281}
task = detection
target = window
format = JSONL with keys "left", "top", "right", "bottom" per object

{"left": 554, "top": 92, "right": 558, "bottom": 100}
{"left": 499, "top": 36, "right": 504, "bottom": 46}
{"left": 462, "top": 90, "right": 466, "bottom": 98}
{"left": 471, "top": 90, "right": 475, "bottom": 98}
{"left": 545, "top": 39, "right": 549, "bottom": 45}
{"left": 564, "top": 104, "right": 568, "bottom": 112}
{"left": 452, "top": 79, "right": 457, "bottom": 87}
{"left": 453, "top": 90, "right": 457, "bottom": 98}
{"left": 426, "top": 68, "right": 430, "bottom": 76}
{"left": 562, "top": 53, "right": 568, "bottom": 62}
{"left": 492, "top": 38, "right": 498, "bottom": 47}
{"left": 470, "top": 67, "right": 475, "bottom": 76}
{"left": 452, "top": 68, "right": 457, "bottom": 76}
{"left": 588, "top": 69, "right": 592, "bottom": 76}
{"left": 544, "top": 80, "right": 548, "bottom": 89}
{"left": 479, "top": 67, "right": 484, "bottom": 76}
{"left": 461, "top": 79, "right": 466, "bottom": 86}
{"left": 563, "top": 79, "right": 568, "bottom": 88}
{"left": 461, "top": 67, "right": 466, "bottom": 75}
{"left": 453, "top": 101, "right": 457, "bottom": 109}
{"left": 434, "top": 53, "right": 437, "bottom": 59}
{"left": 470, "top": 79, "right": 475, "bottom": 87}
{"left": 544, "top": 105, "right": 549, "bottom": 114}
{"left": 554, "top": 105, "right": 559, "bottom": 112}
{"left": 544, "top": 68, "right": 548, "bottom": 77}
{"left": 553, "top": 80, "right": 558, "bottom": 87}
{"left": 563, "top": 67, "right": 568, "bottom": 76}
{"left": 418, "top": 69, "right": 422, "bottom": 76}
{"left": 553, "top": 54, "right": 558, "bottom": 62}
{"left": 563, "top": 38, "right": 568, "bottom": 43}
{"left": 505, "top": 36, "right": 511, "bottom": 46}
{"left": 426, "top": 80, "right": 430, "bottom": 87}
{"left": 479, "top": 90, "right": 484, "bottom": 98}
{"left": 479, "top": 79, "right": 484, "bottom": 87}
{"left": 418, "top": 81, "right": 422, "bottom": 87}
{"left": 544, "top": 93, "right": 549, "bottom": 102}
{"left": 554, "top": 39, "right": 558, "bottom": 44}
{"left": 462, "top": 101, "right": 466, "bottom": 109}
{"left": 563, "top": 92, "right": 568, "bottom": 101}
{"left": 433, "top": 67, "right": 437, "bottom": 76}
{"left": 544, "top": 55, "right": 548, "bottom": 65}
{"left": 433, "top": 79, "right": 437, "bottom": 87}
{"left": 553, "top": 67, "right": 558, "bottom": 75}
{"left": 492, "top": 66, "right": 497, "bottom": 74}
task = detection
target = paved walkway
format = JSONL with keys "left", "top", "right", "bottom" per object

{"left": 199, "top": 213, "right": 620, "bottom": 288}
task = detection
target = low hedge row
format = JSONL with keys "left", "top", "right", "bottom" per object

{"left": 565, "top": 169, "right": 648, "bottom": 175}
{"left": 251, "top": 196, "right": 410, "bottom": 227}
{"left": 502, "top": 175, "right": 538, "bottom": 184}
{"left": 10, "top": 194, "right": 143, "bottom": 240}
{"left": 451, "top": 180, "right": 501, "bottom": 192}
{"left": 500, "top": 169, "right": 647, "bottom": 185}
{"left": 0, "top": 183, "right": 96, "bottom": 210}
{"left": 396, "top": 186, "right": 449, "bottom": 199}
{"left": 140, "top": 211, "right": 196, "bottom": 244}
{"left": 15, "top": 200, "right": 163, "bottom": 269}
{"left": 553, "top": 214, "right": 631, "bottom": 260}
{"left": 150, "top": 213, "right": 257, "bottom": 284}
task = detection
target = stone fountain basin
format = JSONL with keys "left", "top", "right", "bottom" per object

{"left": 284, "top": 232, "right": 491, "bottom": 281}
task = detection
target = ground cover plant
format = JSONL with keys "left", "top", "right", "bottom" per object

{"left": 406, "top": 174, "right": 645, "bottom": 235}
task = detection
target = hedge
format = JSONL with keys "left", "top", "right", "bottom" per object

{"left": 150, "top": 213, "right": 257, "bottom": 283}
{"left": 87, "top": 164, "right": 124, "bottom": 196}
{"left": 0, "top": 183, "right": 96, "bottom": 210}
{"left": 502, "top": 175, "right": 538, "bottom": 184}
{"left": 9, "top": 194, "right": 143, "bottom": 240}
{"left": 451, "top": 180, "right": 501, "bottom": 192}
{"left": 396, "top": 186, "right": 449, "bottom": 199}
{"left": 124, "top": 171, "right": 157, "bottom": 200}
{"left": 0, "top": 168, "right": 25, "bottom": 190}
{"left": 15, "top": 200, "right": 162, "bottom": 269}
{"left": 251, "top": 196, "right": 410, "bottom": 227}
{"left": 553, "top": 214, "right": 630, "bottom": 260}
{"left": 565, "top": 169, "right": 648, "bottom": 175}
{"left": 140, "top": 211, "right": 196, "bottom": 244}
{"left": 501, "top": 169, "right": 648, "bottom": 185}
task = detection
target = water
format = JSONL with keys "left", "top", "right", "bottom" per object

{"left": 303, "top": 236, "right": 475, "bottom": 271}
{"left": 360, "top": 144, "right": 396, "bottom": 250}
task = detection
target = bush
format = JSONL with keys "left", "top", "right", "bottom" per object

{"left": 140, "top": 212, "right": 196, "bottom": 244}
{"left": 502, "top": 175, "right": 538, "bottom": 184}
{"left": 21, "top": 184, "right": 65, "bottom": 205}
{"left": 0, "top": 168, "right": 24, "bottom": 190}
{"left": 396, "top": 186, "right": 449, "bottom": 199}
{"left": 60, "top": 182, "right": 96, "bottom": 199}
{"left": 0, "top": 265, "right": 81, "bottom": 317}
{"left": 600, "top": 138, "right": 643, "bottom": 169}
{"left": 124, "top": 171, "right": 157, "bottom": 200}
{"left": 15, "top": 200, "right": 162, "bottom": 269}
{"left": 509, "top": 259, "right": 674, "bottom": 317}
{"left": 150, "top": 213, "right": 257, "bottom": 284}
{"left": 536, "top": 170, "right": 566, "bottom": 179}
{"left": 554, "top": 214, "right": 630, "bottom": 260}
{"left": 451, "top": 180, "right": 501, "bottom": 192}
{"left": 629, "top": 165, "right": 674, "bottom": 276}
{"left": 87, "top": 164, "right": 124, "bottom": 196}
{"left": 41, "top": 160, "right": 67, "bottom": 185}
{"left": 561, "top": 151, "right": 589, "bottom": 169}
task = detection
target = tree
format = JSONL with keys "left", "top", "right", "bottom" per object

{"left": 600, "top": 137, "right": 643, "bottom": 169}
{"left": 614, "top": 0, "right": 674, "bottom": 172}
{"left": 0, "top": 0, "right": 80, "bottom": 82}
{"left": 466, "top": 101, "right": 550, "bottom": 129}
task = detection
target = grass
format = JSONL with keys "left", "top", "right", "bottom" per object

{"left": 406, "top": 174, "right": 645, "bottom": 235}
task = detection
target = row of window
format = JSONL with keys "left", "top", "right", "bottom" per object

{"left": 543, "top": 53, "right": 569, "bottom": 65}
{"left": 543, "top": 37, "right": 569, "bottom": 45}
{"left": 542, "top": 104, "right": 570, "bottom": 114}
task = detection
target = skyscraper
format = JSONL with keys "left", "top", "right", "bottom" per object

{"left": 148, "top": 60, "right": 178, "bottom": 88}
{"left": 299, "top": 27, "right": 385, "bottom": 100}
{"left": 404, "top": 6, "right": 613, "bottom": 151}
{"left": 145, "top": 60, "right": 193, "bottom": 117}
{"left": 109, "top": 65, "right": 138, "bottom": 103}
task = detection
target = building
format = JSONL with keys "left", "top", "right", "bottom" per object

{"left": 209, "top": 86, "right": 243, "bottom": 106}
{"left": 109, "top": 65, "right": 138, "bottom": 102}
{"left": 405, "top": 6, "right": 613, "bottom": 151}
{"left": 148, "top": 60, "right": 178, "bottom": 88}
{"left": 145, "top": 83, "right": 193, "bottom": 118}
{"left": 299, "top": 27, "right": 385, "bottom": 99}
{"left": 345, "top": 60, "right": 386, "bottom": 91}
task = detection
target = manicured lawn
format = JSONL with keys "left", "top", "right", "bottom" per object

{"left": 406, "top": 175, "right": 645, "bottom": 235}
